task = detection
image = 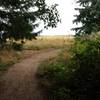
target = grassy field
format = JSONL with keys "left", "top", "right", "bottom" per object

{"left": 0, "top": 35, "right": 74, "bottom": 71}
{"left": 23, "top": 35, "right": 74, "bottom": 50}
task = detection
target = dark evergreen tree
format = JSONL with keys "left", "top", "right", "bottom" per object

{"left": 73, "top": 0, "right": 100, "bottom": 35}
{"left": 0, "top": 0, "right": 60, "bottom": 41}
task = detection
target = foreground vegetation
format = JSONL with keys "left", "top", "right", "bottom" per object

{"left": 37, "top": 34, "right": 100, "bottom": 100}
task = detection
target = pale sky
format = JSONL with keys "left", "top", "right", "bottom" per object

{"left": 40, "top": 0, "right": 77, "bottom": 36}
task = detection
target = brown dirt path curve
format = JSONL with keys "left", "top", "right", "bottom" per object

{"left": 0, "top": 49, "right": 60, "bottom": 100}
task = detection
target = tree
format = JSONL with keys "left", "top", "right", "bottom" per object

{"left": 73, "top": 0, "right": 100, "bottom": 35}
{"left": 0, "top": 0, "right": 60, "bottom": 42}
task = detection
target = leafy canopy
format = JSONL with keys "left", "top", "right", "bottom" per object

{"left": 0, "top": 0, "right": 60, "bottom": 41}
{"left": 73, "top": 0, "right": 100, "bottom": 35}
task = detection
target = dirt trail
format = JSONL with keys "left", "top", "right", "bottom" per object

{"left": 0, "top": 49, "right": 59, "bottom": 100}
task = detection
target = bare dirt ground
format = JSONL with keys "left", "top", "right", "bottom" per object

{"left": 0, "top": 49, "right": 59, "bottom": 100}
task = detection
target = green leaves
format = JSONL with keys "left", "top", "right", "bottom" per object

{"left": 0, "top": 0, "right": 60, "bottom": 41}
{"left": 73, "top": 0, "right": 100, "bottom": 35}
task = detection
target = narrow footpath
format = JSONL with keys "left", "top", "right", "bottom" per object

{"left": 0, "top": 49, "right": 59, "bottom": 100}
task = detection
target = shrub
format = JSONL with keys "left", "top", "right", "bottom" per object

{"left": 12, "top": 42, "right": 23, "bottom": 51}
{"left": 68, "top": 37, "right": 100, "bottom": 100}
{"left": 37, "top": 35, "right": 100, "bottom": 100}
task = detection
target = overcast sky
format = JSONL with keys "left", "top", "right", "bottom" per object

{"left": 40, "top": 0, "right": 77, "bottom": 36}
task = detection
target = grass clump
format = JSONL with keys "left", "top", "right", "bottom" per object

{"left": 0, "top": 50, "right": 22, "bottom": 71}
{"left": 0, "top": 59, "right": 15, "bottom": 71}
{"left": 37, "top": 35, "right": 100, "bottom": 100}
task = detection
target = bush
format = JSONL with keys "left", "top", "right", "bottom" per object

{"left": 37, "top": 35, "right": 100, "bottom": 100}
{"left": 68, "top": 37, "right": 100, "bottom": 100}
{"left": 12, "top": 42, "right": 23, "bottom": 51}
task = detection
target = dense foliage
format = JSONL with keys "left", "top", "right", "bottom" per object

{"left": 37, "top": 35, "right": 100, "bottom": 100}
{"left": 73, "top": 0, "right": 100, "bottom": 35}
{"left": 0, "top": 0, "right": 60, "bottom": 43}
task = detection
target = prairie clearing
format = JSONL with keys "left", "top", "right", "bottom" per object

{"left": 24, "top": 35, "right": 74, "bottom": 50}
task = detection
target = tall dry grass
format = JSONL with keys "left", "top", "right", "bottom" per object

{"left": 24, "top": 36, "right": 74, "bottom": 50}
